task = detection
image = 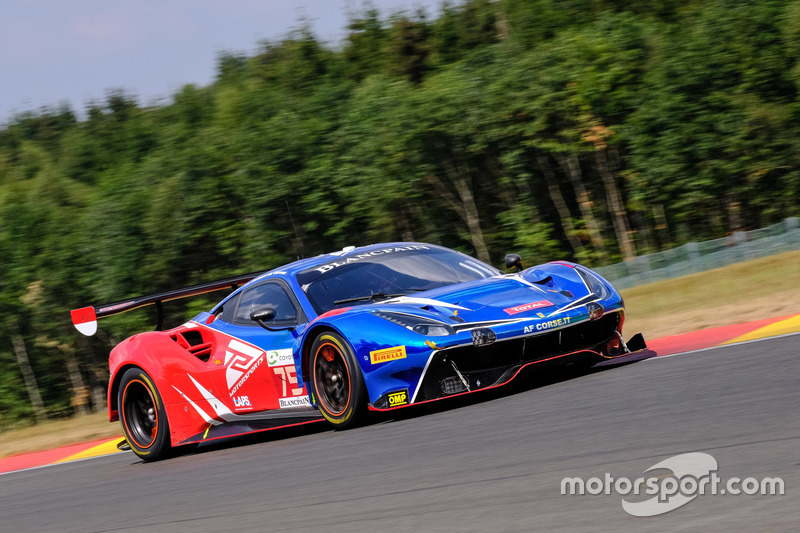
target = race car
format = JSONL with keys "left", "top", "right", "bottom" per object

{"left": 71, "top": 242, "right": 653, "bottom": 460}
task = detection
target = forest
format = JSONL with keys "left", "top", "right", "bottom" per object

{"left": 2, "top": 0, "right": 800, "bottom": 426}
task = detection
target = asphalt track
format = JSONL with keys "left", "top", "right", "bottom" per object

{"left": 1, "top": 334, "right": 797, "bottom": 532}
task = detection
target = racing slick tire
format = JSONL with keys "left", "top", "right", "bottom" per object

{"left": 309, "top": 332, "right": 367, "bottom": 429}
{"left": 118, "top": 367, "right": 171, "bottom": 461}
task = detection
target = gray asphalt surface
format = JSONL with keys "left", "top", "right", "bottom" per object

{"left": 1, "top": 335, "right": 797, "bottom": 532}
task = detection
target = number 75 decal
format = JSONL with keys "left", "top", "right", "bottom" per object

{"left": 273, "top": 366, "right": 304, "bottom": 397}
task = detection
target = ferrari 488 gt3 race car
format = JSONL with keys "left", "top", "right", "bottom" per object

{"left": 71, "top": 243, "right": 652, "bottom": 460}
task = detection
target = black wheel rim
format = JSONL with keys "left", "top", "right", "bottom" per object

{"left": 122, "top": 379, "right": 158, "bottom": 448}
{"left": 314, "top": 342, "right": 351, "bottom": 416}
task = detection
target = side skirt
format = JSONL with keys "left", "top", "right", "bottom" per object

{"left": 178, "top": 413, "right": 323, "bottom": 445}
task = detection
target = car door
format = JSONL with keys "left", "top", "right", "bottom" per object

{"left": 205, "top": 279, "right": 311, "bottom": 414}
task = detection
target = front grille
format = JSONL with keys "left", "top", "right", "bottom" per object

{"left": 416, "top": 312, "right": 621, "bottom": 401}
{"left": 446, "top": 312, "right": 620, "bottom": 373}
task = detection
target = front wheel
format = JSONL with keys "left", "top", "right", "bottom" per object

{"left": 118, "top": 368, "right": 171, "bottom": 461}
{"left": 310, "top": 332, "right": 366, "bottom": 429}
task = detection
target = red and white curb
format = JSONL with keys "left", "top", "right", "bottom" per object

{"left": 0, "top": 436, "right": 122, "bottom": 475}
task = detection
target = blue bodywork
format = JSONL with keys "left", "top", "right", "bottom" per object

{"left": 194, "top": 243, "right": 631, "bottom": 410}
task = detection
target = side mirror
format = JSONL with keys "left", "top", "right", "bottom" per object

{"left": 250, "top": 308, "right": 294, "bottom": 332}
{"left": 504, "top": 253, "right": 523, "bottom": 272}
{"left": 250, "top": 308, "right": 276, "bottom": 322}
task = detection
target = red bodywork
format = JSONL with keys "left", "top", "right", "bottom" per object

{"left": 107, "top": 321, "right": 317, "bottom": 447}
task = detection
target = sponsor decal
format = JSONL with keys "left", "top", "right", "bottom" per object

{"left": 230, "top": 356, "right": 264, "bottom": 395}
{"left": 524, "top": 316, "right": 572, "bottom": 333}
{"left": 225, "top": 339, "right": 266, "bottom": 395}
{"left": 267, "top": 349, "right": 294, "bottom": 367}
{"left": 387, "top": 389, "right": 409, "bottom": 407}
{"left": 279, "top": 396, "right": 312, "bottom": 408}
{"left": 370, "top": 345, "right": 407, "bottom": 365}
{"left": 504, "top": 300, "right": 554, "bottom": 315}
{"left": 315, "top": 245, "right": 430, "bottom": 274}
{"left": 233, "top": 395, "right": 252, "bottom": 409}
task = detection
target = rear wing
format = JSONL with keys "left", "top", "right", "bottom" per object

{"left": 70, "top": 271, "right": 264, "bottom": 336}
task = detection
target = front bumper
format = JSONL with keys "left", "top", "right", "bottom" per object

{"left": 370, "top": 312, "right": 654, "bottom": 409}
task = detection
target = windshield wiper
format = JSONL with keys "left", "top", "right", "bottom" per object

{"left": 333, "top": 289, "right": 424, "bottom": 306}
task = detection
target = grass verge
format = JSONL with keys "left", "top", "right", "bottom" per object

{"left": 0, "top": 412, "right": 121, "bottom": 459}
{"left": 622, "top": 249, "right": 800, "bottom": 339}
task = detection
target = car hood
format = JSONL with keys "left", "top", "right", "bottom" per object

{"left": 367, "top": 266, "right": 608, "bottom": 324}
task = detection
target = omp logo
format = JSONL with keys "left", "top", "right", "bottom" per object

{"left": 370, "top": 345, "right": 407, "bottom": 365}
{"left": 387, "top": 389, "right": 409, "bottom": 407}
{"left": 267, "top": 349, "right": 294, "bottom": 367}
{"left": 225, "top": 339, "right": 265, "bottom": 390}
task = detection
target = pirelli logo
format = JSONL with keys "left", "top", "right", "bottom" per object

{"left": 370, "top": 345, "right": 407, "bottom": 365}
{"left": 387, "top": 389, "right": 409, "bottom": 407}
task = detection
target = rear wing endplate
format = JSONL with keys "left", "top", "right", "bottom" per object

{"left": 70, "top": 271, "right": 263, "bottom": 336}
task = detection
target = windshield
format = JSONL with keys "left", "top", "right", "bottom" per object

{"left": 297, "top": 245, "right": 500, "bottom": 314}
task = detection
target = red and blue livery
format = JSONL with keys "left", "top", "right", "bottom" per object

{"left": 71, "top": 243, "right": 652, "bottom": 461}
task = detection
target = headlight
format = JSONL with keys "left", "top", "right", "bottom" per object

{"left": 373, "top": 311, "right": 455, "bottom": 336}
{"left": 413, "top": 324, "right": 452, "bottom": 336}
{"left": 576, "top": 266, "right": 612, "bottom": 300}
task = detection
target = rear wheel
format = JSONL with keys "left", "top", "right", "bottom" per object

{"left": 118, "top": 368, "right": 171, "bottom": 461}
{"left": 310, "top": 332, "right": 366, "bottom": 428}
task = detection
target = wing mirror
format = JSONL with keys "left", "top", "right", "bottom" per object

{"left": 504, "top": 253, "right": 523, "bottom": 272}
{"left": 250, "top": 308, "right": 294, "bottom": 332}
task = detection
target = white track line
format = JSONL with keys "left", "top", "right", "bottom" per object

{"left": 648, "top": 330, "right": 800, "bottom": 361}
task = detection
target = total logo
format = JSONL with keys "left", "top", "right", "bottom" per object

{"left": 233, "top": 395, "right": 252, "bottom": 408}
{"left": 504, "top": 300, "right": 554, "bottom": 315}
